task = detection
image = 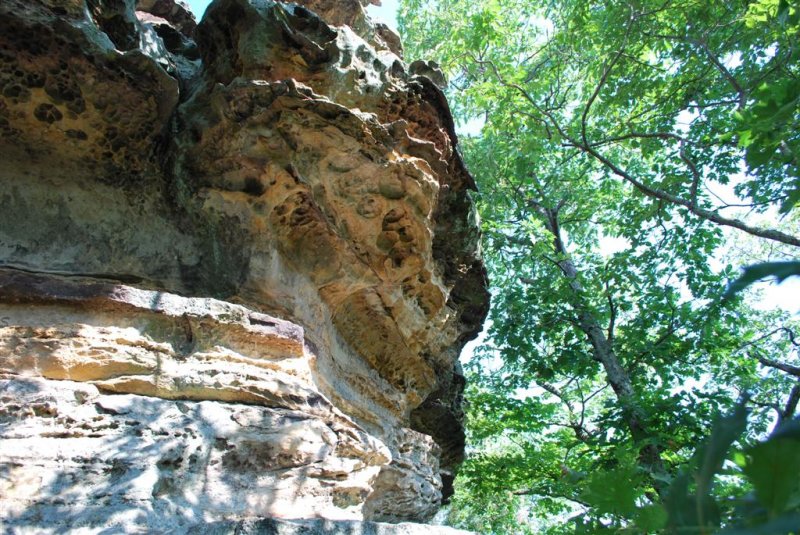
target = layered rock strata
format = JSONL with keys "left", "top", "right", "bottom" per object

{"left": 0, "top": 0, "right": 489, "bottom": 531}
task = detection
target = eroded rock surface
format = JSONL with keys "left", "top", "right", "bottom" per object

{"left": 0, "top": 0, "right": 488, "bottom": 531}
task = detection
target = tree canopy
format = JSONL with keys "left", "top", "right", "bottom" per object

{"left": 399, "top": 0, "right": 800, "bottom": 532}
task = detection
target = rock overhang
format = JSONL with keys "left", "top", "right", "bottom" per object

{"left": 0, "top": 0, "right": 489, "bottom": 530}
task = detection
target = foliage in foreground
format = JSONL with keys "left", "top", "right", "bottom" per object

{"left": 446, "top": 409, "right": 800, "bottom": 534}
{"left": 400, "top": 0, "right": 800, "bottom": 532}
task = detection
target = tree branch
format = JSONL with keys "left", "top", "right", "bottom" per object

{"left": 466, "top": 56, "right": 800, "bottom": 248}
{"left": 695, "top": 39, "right": 747, "bottom": 109}
{"left": 780, "top": 383, "right": 800, "bottom": 423}
{"left": 639, "top": 33, "right": 747, "bottom": 108}
{"left": 750, "top": 352, "right": 800, "bottom": 378}
{"left": 605, "top": 278, "right": 617, "bottom": 344}
{"left": 589, "top": 131, "right": 692, "bottom": 148}
{"left": 574, "top": 141, "right": 800, "bottom": 247}
{"left": 581, "top": 40, "right": 630, "bottom": 147}
{"left": 679, "top": 140, "right": 701, "bottom": 207}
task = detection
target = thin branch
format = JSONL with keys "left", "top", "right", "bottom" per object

{"left": 581, "top": 38, "right": 630, "bottom": 147}
{"left": 585, "top": 383, "right": 610, "bottom": 404}
{"left": 748, "top": 397, "right": 781, "bottom": 412}
{"left": 695, "top": 39, "right": 747, "bottom": 108}
{"left": 738, "top": 327, "right": 799, "bottom": 352}
{"left": 680, "top": 140, "right": 701, "bottom": 207}
{"left": 512, "top": 488, "right": 592, "bottom": 509}
{"left": 589, "top": 131, "right": 692, "bottom": 148}
{"left": 640, "top": 33, "right": 747, "bottom": 107}
{"left": 748, "top": 397, "right": 782, "bottom": 421}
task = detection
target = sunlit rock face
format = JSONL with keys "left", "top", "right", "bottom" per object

{"left": 0, "top": 0, "right": 488, "bottom": 532}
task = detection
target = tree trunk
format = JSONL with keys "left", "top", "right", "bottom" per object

{"left": 542, "top": 206, "right": 669, "bottom": 496}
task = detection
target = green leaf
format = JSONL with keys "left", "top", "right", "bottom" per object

{"left": 780, "top": 184, "right": 800, "bottom": 214}
{"left": 724, "top": 261, "right": 800, "bottom": 298}
{"left": 697, "top": 403, "right": 749, "bottom": 499}
{"left": 737, "top": 129, "right": 753, "bottom": 148}
{"left": 745, "top": 437, "right": 800, "bottom": 516}
{"left": 634, "top": 504, "right": 668, "bottom": 532}
{"left": 581, "top": 465, "right": 642, "bottom": 517}
{"left": 746, "top": 145, "right": 777, "bottom": 168}
{"left": 665, "top": 404, "right": 748, "bottom": 531}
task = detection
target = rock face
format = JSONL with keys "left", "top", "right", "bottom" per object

{"left": 0, "top": 0, "right": 488, "bottom": 532}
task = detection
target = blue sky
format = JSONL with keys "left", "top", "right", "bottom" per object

{"left": 185, "top": 0, "right": 399, "bottom": 30}
{"left": 185, "top": 0, "right": 210, "bottom": 19}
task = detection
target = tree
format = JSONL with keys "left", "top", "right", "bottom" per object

{"left": 402, "top": 0, "right": 800, "bottom": 240}
{"left": 399, "top": 0, "right": 800, "bottom": 531}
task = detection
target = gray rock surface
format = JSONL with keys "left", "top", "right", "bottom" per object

{"left": 186, "top": 518, "right": 473, "bottom": 534}
{"left": 0, "top": 0, "right": 488, "bottom": 531}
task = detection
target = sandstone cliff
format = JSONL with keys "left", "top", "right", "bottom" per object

{"left": 0, "top": 0, "right": 489, "bottom": 532}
